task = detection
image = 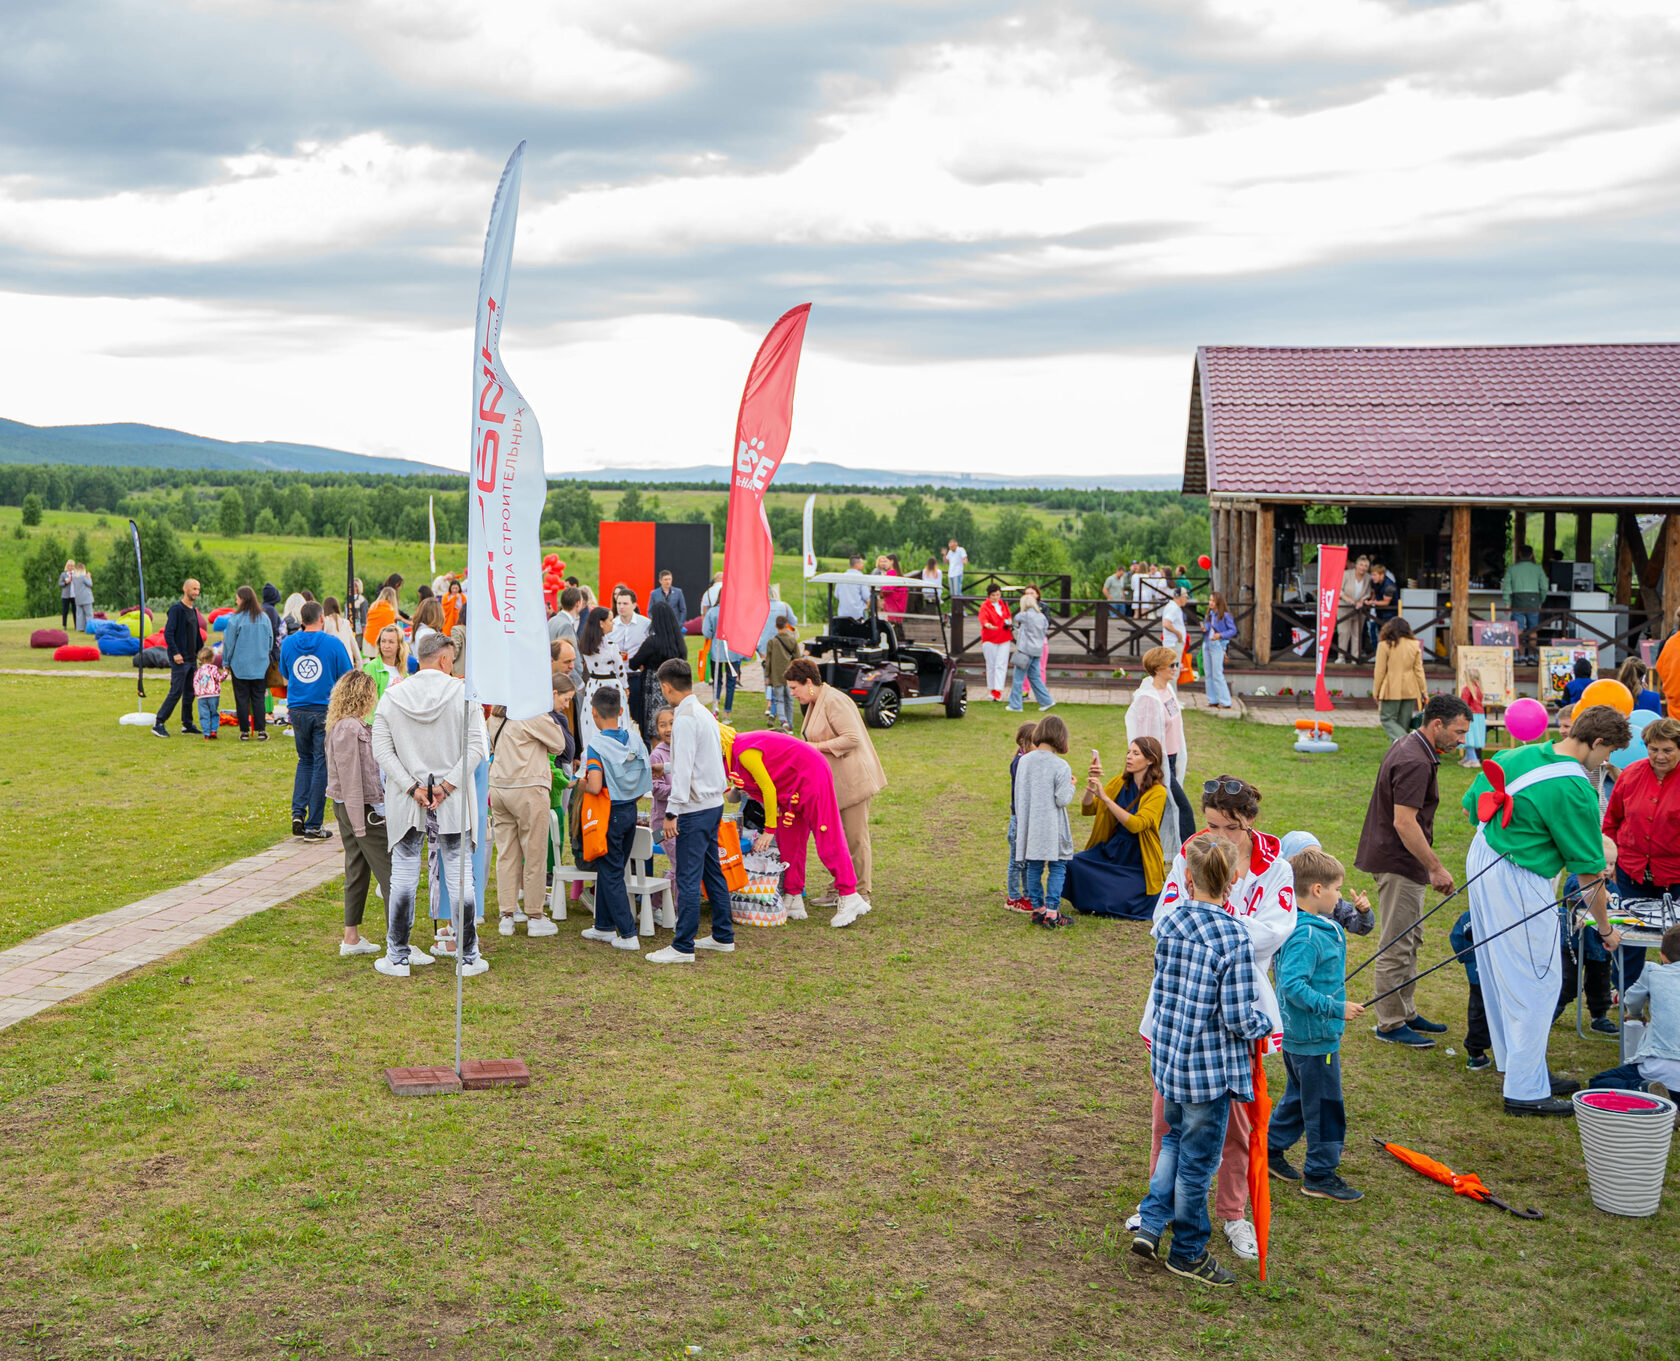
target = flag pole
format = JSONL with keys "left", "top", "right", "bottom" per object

{"left": 118, "top": 519, "right": 153, "bottom": 725}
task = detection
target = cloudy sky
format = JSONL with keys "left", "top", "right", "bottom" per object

{"left": 4, "top": 0, "right": 1680, "bottom": 480}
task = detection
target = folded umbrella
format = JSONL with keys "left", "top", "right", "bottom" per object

{"left": 1245, "top": 1043, "right": 1272, "bottom": 1281}
{"left": 1372, "top": 1139, "right": 1542, "bottom": 1219}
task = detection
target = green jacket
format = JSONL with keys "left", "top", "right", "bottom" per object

{"left": 1276, "top": 911, "right": 1348, "bottom": 1056}
{"left": 1501, "top": 559, "right": 1549, "bottom": 607}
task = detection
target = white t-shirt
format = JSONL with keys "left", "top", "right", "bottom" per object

{"left": 1160, "top": 600, "right": 1186, "bottom": 650}
{"left": 946, "top": 546, "right": 968, "bottom": 575}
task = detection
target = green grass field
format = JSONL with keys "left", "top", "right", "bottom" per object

{"left": 0, "top": 664, "right": 1666, "bottom": 1360}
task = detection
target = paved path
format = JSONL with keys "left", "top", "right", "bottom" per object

{"left": 0, "top": 836, "right": 344, "bottom": 1031}
{"left": 0, "top": 667, "right": 132, "bottom": 678}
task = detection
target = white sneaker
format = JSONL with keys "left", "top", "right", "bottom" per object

{"left": 525, "top": 917, "right": 558, "bottom": 937}
{"left": 374, "top": 955, "right": 409, "bottom": 978}
{"left": 1124, "top": 1209, "right": 1142, "bottom": 1233}
{"left": 694, "top": 936, "right": 735, "bottom": 953}
{"left": 498, "top": 916, "right": 516, "bottom": 936}
{"left": 654, "top": 903, "right": 677, "bottom": 929}
{"left": 408, "top": 947, "right": 435, "bottom": 966}
{"left": 646, "top": 945, "right": 695, "bottom": 965}
{"left": 782, "top": 893, "right": 808, "bottom": 921}
{"left": 513, "top": 907, "right": 528, "bottom": 923}
{"left": 339, "top": 938, "right": 379, "bottom": 957}
{"left": 831, "top": 893, "right": 872, "bottom": 928}
{"left": 1223, "top": 1218, "right": 1258, "bottom": 1261}
{"left": 458, "top": 956, "right": 490, "bottom": 978}
{"left": 611, "top": 934, "right": 641, "bottom": 952}
{"left": 580, "top": 927, "right": 615, "bottom": 943}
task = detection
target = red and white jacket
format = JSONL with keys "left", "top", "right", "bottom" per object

{"left": 978, "top": 599, "right": 1013, "bottom": 645}
{"left": 1139, "top": 829, "right": 1298, "bottom": 1055}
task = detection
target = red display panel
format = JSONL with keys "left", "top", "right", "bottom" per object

{"left": 597, "top": 520, "right": 657, "bottom": 612}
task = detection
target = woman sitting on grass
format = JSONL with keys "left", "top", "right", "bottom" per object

{"left": 323, "top": 669, "right": 388, "bottom": 958}
{"left": 1064, "top": 736, "right": 1167, "bottom": 920}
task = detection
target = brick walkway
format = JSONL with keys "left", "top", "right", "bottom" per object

{"left": 0, "top": 836, "right": 344, "bottom": 1031}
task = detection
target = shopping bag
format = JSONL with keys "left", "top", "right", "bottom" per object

{"left": 716, "top": 819, "right": 750, "bottom": 892}
{"left": 579, "top": 786, "right": 611, "bottom": 862}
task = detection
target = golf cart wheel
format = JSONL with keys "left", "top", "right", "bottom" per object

{"left": 864, "top": 686, "right": 900, "bottom": 729}
{"left": 945, "top": 679, "right": 967, "bottom": 718}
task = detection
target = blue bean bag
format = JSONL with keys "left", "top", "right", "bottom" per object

{"left": 97, "top": 633, "right": 141, "bottom": 657}
{"left": 89, "top": 618, "right": 129, "bottom": 639}
{"left": 211, "top": 614, "right": 230, "bottom": 633}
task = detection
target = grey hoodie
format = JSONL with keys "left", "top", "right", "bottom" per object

{"left": 371, "top": 668, "right": 489, "bottom": 847}
{"left": 1012, "top": 600, "right": 1048, "bottom": 659}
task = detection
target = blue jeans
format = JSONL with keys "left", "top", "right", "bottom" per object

{"left": 1268, "top": 1050, "right": 1346, "bottom": 1179}
{"left": 594, "top": 801, "right": 641, "bottom": 939}
{"left": 1588, "top": 1062, "right": 1658, "bottom": 1091}
{"left": 289, "top": 704, "right": 328, "bottom": 830}
{"left": 949, "top": 573, "right": 963, "bottom": 600}
{"left": 767, "top": 684, "right": 791, "bottom": 724}
{"left": 431, "top": 758, "right": 489, "bottom": 925}
{"left": 1006, "top": 815, "right": 1024, "bottom": 899}
{"left": 1022, "top": 858, "right": 1067, "bottom": 911}
{"left": 1203, "top": 638, "right": 1231, "bottom": 706}
{"left": 196, "top": 696, "right": 221, "bottom": 735}
{"left": 713, "top": 659, "right": 737, "bottom": 713}
{"left": 1140, "top": 1091, "right": 1233, "bottom": 1265}
{"left": 1512, "top": 610, "right": 1541, "bottom": 656}
{"left": 1006, "top": 655, "right": 1052, "bottom": 710}
{"left": 674, "top": 804, "right": 733, "bottom": 954}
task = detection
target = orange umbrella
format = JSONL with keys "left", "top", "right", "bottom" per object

{"left": 1373, "top": 1139, "right": 1542, "bottom": 1219}
{"left": 1244, "top": 1043, "right": 1272, "bottom": 1281}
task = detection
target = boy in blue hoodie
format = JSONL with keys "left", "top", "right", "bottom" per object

{"left": 279, "top": 601, "right": 352, "bottom": 839}
{"left": 579, "top": 685, "right": 653, "bottom": 951}
{"left": 1268, "top": 847, "right": 1365, "bottom": 1203}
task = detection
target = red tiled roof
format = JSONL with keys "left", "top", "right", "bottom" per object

{"left": 1183, "top": 343, "right": 1680, "bottom": 502}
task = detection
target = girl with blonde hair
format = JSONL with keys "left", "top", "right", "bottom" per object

{"left": 324, "top": 669, "right": 394, "bottom": 958}
{"left": 362, "top": 624, "right": 408, "bottom": 698}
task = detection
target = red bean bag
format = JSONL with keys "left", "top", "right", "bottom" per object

{"left": 54, "top": 644, "right": 100, "bottom": 662}
{"left": 208, "top": 606, "right": 236, "bottom": 622}
{"left": 143, "top": 630, "right": 166, "bottom": 648}
{"left": 30, "top": 628, "right": 68, "bottom": 648}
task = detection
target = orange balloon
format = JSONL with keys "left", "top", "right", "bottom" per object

{"left": 1577, "top": 678, "right": 1634, "bottom": 715}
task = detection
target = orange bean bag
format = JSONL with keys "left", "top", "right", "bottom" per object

{"left": 54, "top": 644, "right": 100, "bottom": 662}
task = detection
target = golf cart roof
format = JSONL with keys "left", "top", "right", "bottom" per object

{"left": 809, "top": 572, "right": 916, "bottom": 588}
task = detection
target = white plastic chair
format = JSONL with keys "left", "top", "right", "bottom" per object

{"left": 624, "top": 823, "right": 675, "bottom": 936}
{"left": 548, "top": 804, "right": 594, "bottom": 921}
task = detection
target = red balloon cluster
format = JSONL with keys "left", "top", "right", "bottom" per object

{"left": 1197, "top": 554, "right": 1212, "bottom": 570}
{"left": 541, "top": 554, "right": 566, "bottom": 612}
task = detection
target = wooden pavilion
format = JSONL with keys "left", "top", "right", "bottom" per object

{"left": 1182, "top": 343, "right": 1680, "bottom": 669}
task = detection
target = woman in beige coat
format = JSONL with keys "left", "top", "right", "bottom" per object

{"left": 1372, "top": 615, "right": 1428, "bottom": 743}
{"left": 786, "top": 657, "right": 887, "bottom": 899}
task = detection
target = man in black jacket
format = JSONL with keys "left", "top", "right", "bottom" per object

{"left": 152, "top": 578, "right": 203, "bottom": 737}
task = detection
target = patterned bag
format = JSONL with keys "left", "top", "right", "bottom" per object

{"left": 732, "top": 848, "right": 788, "bottom": 928}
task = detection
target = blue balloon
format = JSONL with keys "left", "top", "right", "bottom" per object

{"left": 1610, "top": 708, "right": 1658, "bottom": 769}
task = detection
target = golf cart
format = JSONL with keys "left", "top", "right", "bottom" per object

{"left": 805, "top": 573, "right": 967, "bottom": 728}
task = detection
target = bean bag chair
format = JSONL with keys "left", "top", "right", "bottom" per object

{"left": 30, "top": 628, "right": 68, "bottom": 649}
{"left": 136, "top": 646, "right": 171, "bottom": 669}
{"left": 89, "top": 618, "right": 128, "bottom": 638}
{"left": 143, "top": 630, "right": 166, "bottom": 648}
{"left": 97, "top": 633, "right": 141, "bottom": 657}
{"left": 208, "top": 606, "right": 236, "bottom": 623}
{"left": 211, "top": 614, "right": 230, "bottom": 633}
{"left": 54, "top": 644, "right": 100, "bottom": 662}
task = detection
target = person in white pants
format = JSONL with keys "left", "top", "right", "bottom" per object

{"left": 977, "top": 583, "right": 1013, "bottom": 701}
{"left": 1462, "top": 705, "right": 1630, "bottom": 1116}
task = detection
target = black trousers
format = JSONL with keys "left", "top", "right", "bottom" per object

{"left": 231, "top": 676, "right": 268, "bottom": 734}
{"left": 1465, "top": 982, "right": 1492, "bottom": 1056}
{"left": 153, "top": 661, "right": 197, "bottom": 730}
{"left": 60, "top": 598, "right": 72, "bottom": 627}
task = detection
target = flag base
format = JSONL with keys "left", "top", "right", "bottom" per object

{"left": 385, "top": 1065, "right": 463, "bottom": 1097}
{"left": 460, "top": 1058, "right": 530, "bottom": 1090}
{"left": 118, "top": 711, "right": 156, "bottom": 726}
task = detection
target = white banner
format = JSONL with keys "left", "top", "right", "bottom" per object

{"left": 466, "top": 142, "right": 549, "bottom": 719}
{"left": 428, "top": 495, "right": 436, "bottom": 575}
{"left": 802, "top": 493, "right": 817, "bottom": 578}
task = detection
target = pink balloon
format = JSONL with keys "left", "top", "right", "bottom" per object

{"left": 1505, "top": 697, "right": 1549, "bottom": 743}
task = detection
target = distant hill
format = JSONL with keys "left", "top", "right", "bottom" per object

{"left": 0, "top": 417, "right": 1180, "bottom": 491}
{"left": 0, "top": 418, "right": 444, "bottom": 477}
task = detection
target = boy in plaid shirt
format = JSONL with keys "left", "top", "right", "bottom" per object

{"left": 1132, "top": 836, "right": 1271, "bottom": 1286}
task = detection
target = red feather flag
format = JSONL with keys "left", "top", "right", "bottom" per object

{"left": 716, "top": 304, "right": 812, "bottom": 658}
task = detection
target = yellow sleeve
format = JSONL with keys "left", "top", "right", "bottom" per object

{"left": 738, "top": 747, "right": 779, "bottom": 826}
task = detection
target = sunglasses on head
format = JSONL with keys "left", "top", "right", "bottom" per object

{"left": 1203, "top": 779, "right": 1248, "bottom": 796}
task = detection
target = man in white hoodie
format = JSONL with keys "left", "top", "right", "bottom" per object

{"left": 371, "top": 630, "right": 490, "bottom": 978}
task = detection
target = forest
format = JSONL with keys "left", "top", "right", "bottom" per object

{"left": 0, "top": 463, "right": 1209, "bottom": 618}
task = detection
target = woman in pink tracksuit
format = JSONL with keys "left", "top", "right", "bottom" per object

{"left": 722, "top": 729, "right": 873, "bottom": 928}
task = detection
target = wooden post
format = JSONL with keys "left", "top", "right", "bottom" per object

{"left": 1450, "top": 504, "right": 1471, "bottom": 663}
{"left": 1215, "top": 507, "right": 1230, "bottom": 597}
{"left": 1542, "top": 511, "right": 1557, "bottom": 565}
{"left": 1254, "top": 505, "right": 1274, "bottom": 666}
{"left": 1237, "top": 509, "right": 1255, "bottom": 649}
{"left": 1575, "top": 512, "right": 1592, "bottom": 566}
{"left": 1514, "top": 510, "right": 1527, "bottom": 557}
{"left": 1615, "top": 513, "right": 1633, "bottom": 607}
{"left": 1665, "top": 513, "right": 1680, "bottom": 636}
